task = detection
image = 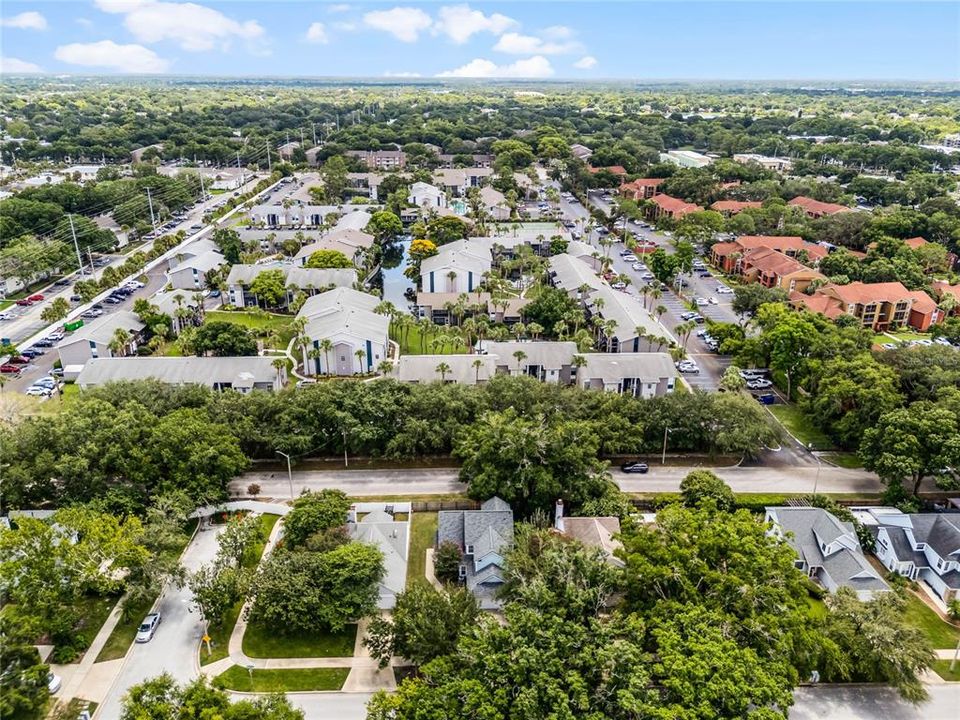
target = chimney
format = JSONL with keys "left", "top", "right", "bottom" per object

{"left": 554, "top": 499, "right": 564, "bottom": 532}
{"left": 347, "top": 504, "right": 357, "bottom": 524}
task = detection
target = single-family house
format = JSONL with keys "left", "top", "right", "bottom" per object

{"left": 855, "top": 508, "right": 960, "bottom": 603}
{"left": 554, "top": 500, "right": 623, "bottom": 567}
{"left": 765, "top": 507, "right": 889, "bottom": 601}
{"left": 485, "top": 341, "right": 578, "bottom": 384}
{"left": 297, "top": 287, "right": 389, "bottom": 375}
{"left": 347, "top": 503, "right": 410, "bottom": 609}
{"left": 437, "top": 497, "right": 514, "bottom": 609}
{"left": 75, "top": 356, "right": 284, "bottom": 392}
{"left": 226, "top": 264, "right": 357, "bottom": 309}
{"left": 575, "top": 352, "right": 678, "bottom": 398}
{"left": 479, "top": 186, "right": 511, "bottom": 221}
{"left": 56, "top": 311, "right": 145, "bottom": 368}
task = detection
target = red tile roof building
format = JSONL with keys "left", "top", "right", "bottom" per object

{"left": 934, "top": 281, "right": 960, "bottom": 316}
{"left": 619, "top": 178, "right": 665, "bottom": 200}
{"left": 738, "top": 247, "right": 825, "bottom": 293}
{"left": 648, "top": 194, "right": 702, "bottom": 220}
{"left": 710, "top": 235, "right": 827, "bottom": 273}
{"left": 588, "top": 165, "right": 628, "bottom": 177}
{"left": 787, "top": 196, "right": 852, "bottom": 219}
{"left": 790, "top": 281, "right": 940, "bottom": 331}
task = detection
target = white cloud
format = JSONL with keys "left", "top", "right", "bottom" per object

{"left": 438, "top": 55, "right": 553, "bottom": 78}
{"left": 1, "top": 11, "right": 48, "bottom": 30}
{"left": 76, "top": 17, "right": 94, "bottom": 28}
{"left": 363, "top": 7, "right": 432, "bottom": 42}
{"left": 55, "top": 40, "right": 170, "bottom": 73}
{"left": 541, "top": 25, "right": 573, "bottom": 40}
{"left": 327, "top": 3, "right": 351, "bottom": 12}
{"left": 0, "top": 56, "right": 43, "bottom": 73}
{"left": 574, "top": 55, "right": 597, "bottom": 70}
{"left": 493, "top": 32, "right": 581, "bottom": 55}
{"left": 333, "top": 21, "right": 356, "bottom": 31}
{"left": 94, "top": 0, "right": 264, "bottom": 52}
{"left": 432, "top": 4, "right": 516, "bottom": 44}
{"left": 384, "top": 71, "right": 421, "bottom": 78}
{"left": 305, "top": 22, "right": 329, "bottom": 44}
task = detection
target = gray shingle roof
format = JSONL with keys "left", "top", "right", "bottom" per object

{"left": 75, "top": 356, "right": 279, "bottom": 389}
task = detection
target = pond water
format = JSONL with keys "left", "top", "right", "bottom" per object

{"left": 379, "top": 237, "right": 415, "bottom": 309}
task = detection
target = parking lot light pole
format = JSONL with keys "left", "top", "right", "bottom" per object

{"left": 275, "top": 450, "right": 294, "bottom": 499}
{"left": 808, "top": 442, "right": 822, "bottom": 496}
{"left": 662, "top": 427, "right": 678, "bottom": 465}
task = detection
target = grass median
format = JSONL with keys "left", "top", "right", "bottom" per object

{"left": 243, "top": 621, "right": 357, "bottom": 658}
{"left": 767, "top": 404, "right": 836, "bottom": 450}
{"left": 932, "top": 659, "right": 960, "bottom": 682}
{"left": 213, "top": 666, "right": 349, "bottom": 692}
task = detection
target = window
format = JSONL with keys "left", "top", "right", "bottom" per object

{"left": 465, "top": 544, "right": 474, "bottom": 555}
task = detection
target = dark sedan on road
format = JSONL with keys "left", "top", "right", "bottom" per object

{"left": 621, "top": 461, "right": 649, "bottom": 474}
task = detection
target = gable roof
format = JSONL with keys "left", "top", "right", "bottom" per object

{"left": 76, "top": 356, "right": 278, "bottom": 388}
{"left": 578, "top": 352, "right": 677, "bottom": 383}
{"left": 57, "top": 311, "right": 144, "bottom": 348}
{"left": 788, "top": 196, "right": 851, "bottom": 216}
{"left": 710, "top": 200, "right": 763, "bottom": 213}
{"left": 486, "top": 341, "right": 578, "bottom": 370}
{"left": 651, "top": 194, "right": 702, "bottom": 215}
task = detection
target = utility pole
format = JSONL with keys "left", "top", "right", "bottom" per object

{"left": 195, "top": 155, "right": 206, "bottom": 200}
{"left": 145, "top": 187, "right": 157, "bottom": 234}
{"left": 299, "top": 128, "right": 305, "bottom": 146}
{"left": 276, "top": 451, "right": 294, "bottom": 498}
{"left": 237, "top": 150, "right": 244, "bottom": 185}
{"left": 87, "top": 248, "right": 95, "bottom": 276}
{"left": 311, "top": 123, "right": 317, "bottom": 146}
{"left": 67, "top": 214, "right": 84, "bottom": 275}
{"left": 266, "top": 142, "right": 272, "bottom": 172}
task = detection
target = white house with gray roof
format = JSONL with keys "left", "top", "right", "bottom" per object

{"left": 765, "top": 507, "right": 889, "bottom": 601}
{"left": 226, "top": 263, "right": 357, "bottom": 308}
{"left": 485, "top": 341, "right": 578, "bottom": 384}
{"left": 393, "top": 354, "right": 497, "bottom": 385}
{"left": 56, "top": 311, "right": 145, "bottom": 368}
{"left": 408, "top": 182, "right": 447, "bottom": 209}
{"left": 75, "top": 356, "right": 284, "bottom": 392}
{"left": 587, "top": 285, "right": 677, "bottom": 352}
{"left": 420, "top": 241, "right": 492, "bottom": 294}
{"left": 549, "top": 253, "right": 604, "bottom": 298}
{"left": 166, "top": 249, "right": 225, "bottom": 291}
{"left": 347, "top": 502, "right": 410, "bottom": 609}
{"left": 297, "top": 287, "right": 389, "bottom": 375}
{"left": 576, "top": 352, "right": 678, "bottom": 398}
{"left": 438, "top": 497, "right": 514, "bottom": 609}
{"left": 856, "top": 508, "right": 960, "bottom": 603}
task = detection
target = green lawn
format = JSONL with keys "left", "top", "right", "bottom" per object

{"left": 66, "top": 594, "right": 120, "bottom": 662}
{"left": 902, "top": 592, "right": 960, "bottom": 648}
{"left": 932, "top": 659, "right": 960, "bottom": 682}
{"left": 805, "top": 596, "right": 828, "bottom": 621}
{"left": 878, "top": 330, "right": 931, "bottom": 344}
{"left": 243, "top": 622, "right": 357, "bottom": 658}
{"left": 213, "top": 665, "right": 348, "bottom": 692}
{"left": 822, "top": 452, "right": 864, "bottom": 469}
{"left": 96, "top": 520, "right": 198, "bottom": 663}
{"left": 392, "top": 323, "right": 461, "bottom": 355}
{"left": 407, "top": 512, "right": 438, "bottom": 587}
{"left": 206, "top": 310, "right": 296, "bottom": 345}
{"left": 200, "top": 514, "right": 279, "bottom": 666}
{"left": 0, "top": 300, "right": 12, "bottom": 310}
{"left": 768, "top": 404, "right": 836, "bottom": 451}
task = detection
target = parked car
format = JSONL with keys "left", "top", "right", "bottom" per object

{"left": 641, "top": 273, "right": 655, "bottom": 281}
{"left": 692, "top": 315, "right": 705, "bottom": 324}
{"left": 611, "top": 282, "right": 627, "bottom": 290}
{"left": 47, "top": 331, "right": 64, "bottom": 341}
{"left": 15, "top": 299, "right": 33, "bottom": 306}
{"left": 0, "top": 364, "right": 22, "bottom": 374}
{"left": 623, "top": 254, "right": 638, "bottom": 262}
{"left": 695, "top": 297, "right": 708, "bottom": 306}
{"left": 755, "top": 392, "right": 777, "bottom": 405}
{"left": 680, "top": 311, "right": 697, "bottom": 321}
{"left": 54, "top": 278, "right": 72, "bottom": 286}
{"left": 708, "top": 297, "right": 719, "bottom": 304}
{"left": 51, "top": 367, "right": 64, "bottom": 377}
{"left": 716, "top": 286, "right": 734, "bottom": 294}
{"left": 747, "top": 379, "right": 773, "bottom": 390}
{"left": 136, "top": 613, "right": 162, "bottom": 643}
{"left": 48, "top": 673, "right": 62, "bottom": 694}
{"left": 621, "top": 461, "right": 649, "bottom": 474}
{"left": 7, "top": 355, "right": 30, "bottom": 365}
{"left": 739, "top": 368, "right": 770, "bottom": 379}
{"left": 881, "top": 342, "right": 898, "bottom": 350}
{"left": 0, "top": 312, "right": 13, "bottom": 321}
{"left": 70, "top": 295, "right": 82, "bottom": 302}
{"left": 33, "top": 339, "right": 53, "bottom": 348}
{"left": 21, "top": 348, "right": 44, "bottom": 358}
{"left": 28, "top": 294, "right": 45, "bottom": 302}
{"left": 26, "top": 385, "right": 52, "bottom": 397}
{"left": 676, "top": 361, "right": 699, "bottom": 374}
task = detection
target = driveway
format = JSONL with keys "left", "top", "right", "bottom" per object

{"left": 96, "top": 524, "right": 222, "bottom": 720}
{"left": 790, "top": 684, "right": 960, "bottom": 720}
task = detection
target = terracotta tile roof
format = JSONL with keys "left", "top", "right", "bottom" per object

{"left": 588, "top": 165, "right": 627, "bottom": 175}
{"left": 787, "top": 196, "right": 851, "bottom": 216}
{"left": 651, "top": 194, "right": 702, "bottom": 215}
{"left": 790, "top": 291, "right": 846, "bottom": 319}
{"left": 734, "top": 236, "right": 828, "bottom": 261}
{"left": 904, "top": 236, "right": 928, "bottom": 250}
{"left": 712, "top": 241, "right": 741, "bottom": 257}
{"left": 710, "top": 200, "right": 762, "bottom": 213}
{"left": 619, "top": 178, "right": 664, "bottom": 191}
{"left": 742, "top": 247, "right": 818, "bottom": 277}
{"left": 825, "top": 281, "right": 913, "bottom": 306}
{"left": 905, "top": 290, "right": 937, "bottom": 314}
{"left": 934, "top": 281, "right": 960, "bottom": 303}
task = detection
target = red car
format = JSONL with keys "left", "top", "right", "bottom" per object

{"left": 28, "top": 294, "right": 45, "bottom": 302}
{"left": 7, "top": 355, "right": 30, "bottom": 364}
{"left": 15, "top": 298, "right": 33, "bottom": 306}
{"left": 0, "top": 364, "right": 21, "bottom": 373}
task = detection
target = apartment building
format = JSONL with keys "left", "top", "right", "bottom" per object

{"left": 790, "top": 281, "right": 939, "bottom": 332}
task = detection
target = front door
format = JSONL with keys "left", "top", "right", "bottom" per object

{"left": 335, "top": 342, "right": 353, "bottom": 375}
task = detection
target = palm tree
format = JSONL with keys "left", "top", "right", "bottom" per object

{"left": 553, "top": 320, "right": 567, "bottom": 340}
{"left": 512, "top": 322, "right": 526, "bottom": 341}
{"left": 354, "top": 348, "right": 367, "bottom": 373}
{"left": 527, "top": 322, "right": 544, "bottom": 340}
{"left": 472, "top": 358, "right": 483, "bottom": 384}
{"left": 377, "top": 360, "right": 393, "bottom": 376}
{"left": 319, "top": 338, "right": 334, "bottom": 376}
{"left": 108, "top": 328, "right": 132, "bottom": 357}
{"left": 271, "top": 357, "right": 286, "bottom": 385}
{"left": 307, "top": 347, "right": 322, "bottom": 377}
{"left": 655, "top": 304, "right": 668, "bottom": 322}
{"left": 639, "top": 284, "right": 650, "bottom": 309}
{"left": 512, "top": 350, "right": 528, "bottom": 373}
{"left": 435, "top": 362, "right": 451, "bottom": 382}
{"left": 571, "top": 354, "right": 587, "bottom": 376}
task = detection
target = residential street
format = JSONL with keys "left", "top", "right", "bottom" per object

{"left": 231, "top": 461, "right": 915, "bottom": 500}
{"left": 790, "top": 684, "right": 960, "bottom": 720}
{"left": 97, "top": 524, "right": 222, "bottom": 720}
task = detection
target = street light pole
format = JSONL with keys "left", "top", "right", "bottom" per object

{"left": 808, "top": 443, "right": 822, "bottom": 496}
{"left": 275, "top": 450, "right": 294, "bottom": 499}
{"left": 342, "top": 428, "right": 349, "bottom": 468}
{"left": 662, "top": 427, "right": 678, "bottom": 465}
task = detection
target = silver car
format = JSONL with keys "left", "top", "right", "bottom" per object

{"left": 135, "top": 612, "right": 161, "bottom": 643}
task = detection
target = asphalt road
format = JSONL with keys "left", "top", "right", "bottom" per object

{"left": 230, "top": 462, "right": 907, "bottom": 500}
{"left": 98, "top": 523, "right": 222, "bottom": 720}
{"left": 790, "top": 684, "right": 960, "bottom": 720}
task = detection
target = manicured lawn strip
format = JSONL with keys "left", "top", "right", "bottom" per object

{"left": 199, "top": 514, "right": 279, "bottom": 666}
{"left": 768, "top": 404, "right": 836, "bottom": 450}
{"left": 0, "top": 300, "right": 12, "bottom": 310}
{"left": 821, "top": 452, "right": 864, "bottom": 469}
{"left": 932, "top": 659, "right": 960, "bottom": 682}
{"left": 206, "top": 310, "right": 296, "bottom": 344}
{"left": 407, "top": 512, "right": 438, "bottom": 586}
{"left": 902, "top": 592, "right": 960, "bottom": 648}
{"left": 214, "top": 665, "right": 348, "bottom": 692}
{"left": 391, "top": 323, "right": 460, "bottom": 356}
{"left": 95, "top": 519, "right": 198, "bottom": 663}
{"left": 243, "top": 621, "right": 357, "bottom": 658}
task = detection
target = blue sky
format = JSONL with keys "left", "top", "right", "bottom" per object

{"left": 1, "top": 1, "right": 958, "bottom": 81}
